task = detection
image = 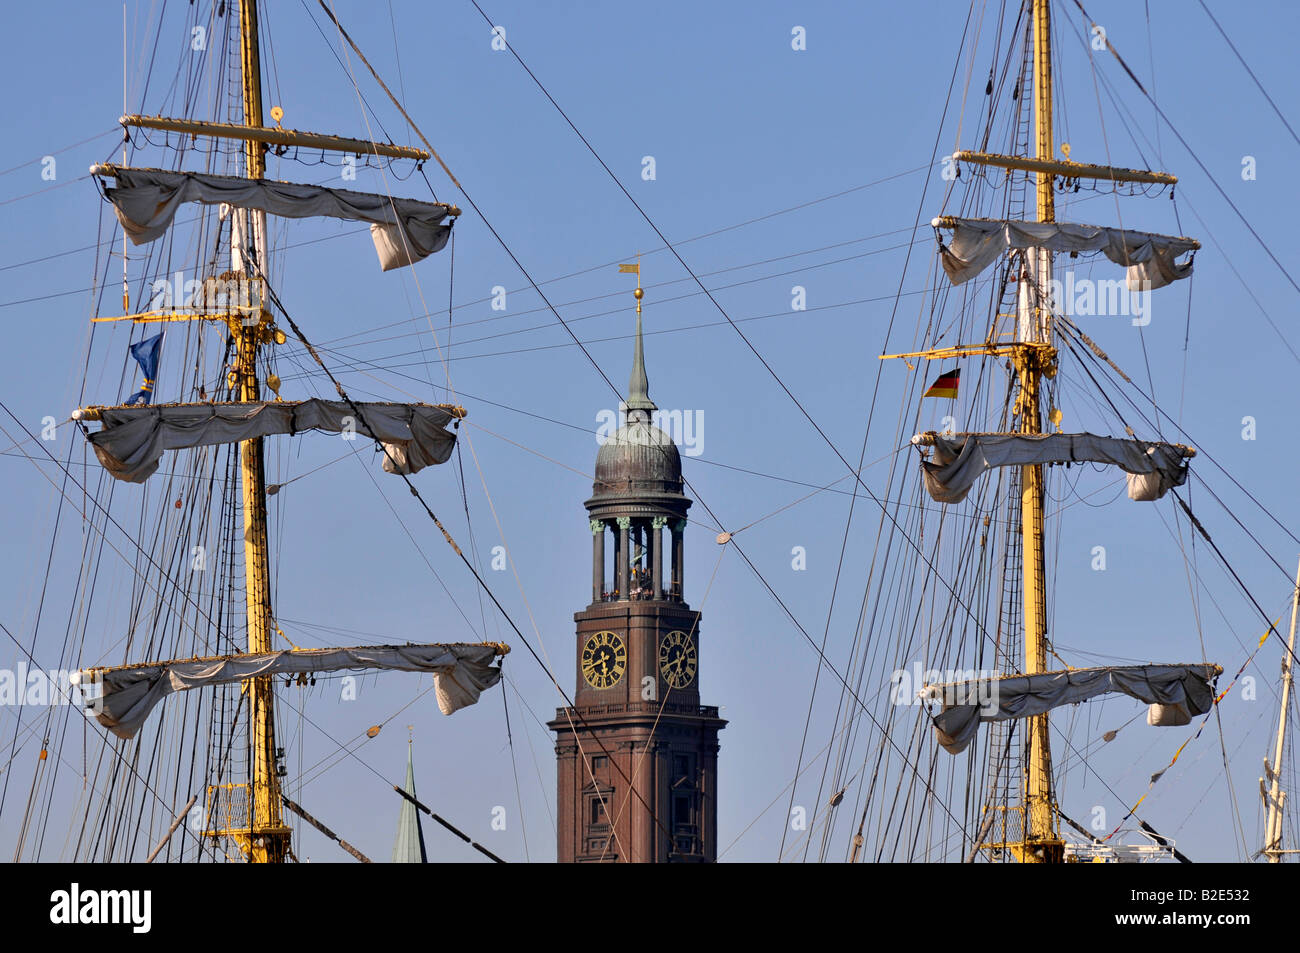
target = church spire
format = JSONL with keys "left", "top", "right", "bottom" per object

{"left": 624, "top": 261, "right": 655, "bottom": 419}
{"left": 392, "top": 734, "right": 428, "bottom": 863}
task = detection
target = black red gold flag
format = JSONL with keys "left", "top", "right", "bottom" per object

{"left": 923, "top": 367, "right": 960, "bottom": 399}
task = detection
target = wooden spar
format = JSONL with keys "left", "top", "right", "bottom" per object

{"left": 144, "top": 795, "right": 199, "bottom": 863}
{"left": 280, "top": 795, "right": 372, "bottom": 863}
{"left": 928, "top": 215, "right": 1201, "bottom": 251}
{"left": 951, "top": 150, "right": 1177, "bottom": 186}
{"left": 120, "top": 114, "right": 430, "bottom": 162}
{"left": 393, "top": 786, "right": 508, "bottom": 864}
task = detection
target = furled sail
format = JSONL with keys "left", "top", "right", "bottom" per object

{"left": 932, "top": 216, "right": 1199, "bottom": 290}
{"left": 73, "top": 399, "right": 461, "bottom": 483}
{"left": 912, "top": 431, "right": 1193, "bottom": 504}
{"left": 925, "top": 663, "right": 1222, "bottom": 755}
{"left": 91, "top": 164, "right": 457, "bottom": 271}
{"left": 73, "top": 642, "right": 508, "bottom": 740}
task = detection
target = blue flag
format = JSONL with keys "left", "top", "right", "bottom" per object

{"left": 126, "top": 333, "right": 163, "bottom": 406}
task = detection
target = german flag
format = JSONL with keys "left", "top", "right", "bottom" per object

{"left": 923, "top": 367, "right": 960, "bottom": 399}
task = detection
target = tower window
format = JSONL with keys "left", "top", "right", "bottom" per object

{"left": 672, "top": 794, "right": 694, "bottom": 828}
{"left": 592, "top": 755, "right": 607, "bottom": 771}
{"left": 590, "top": 796, "right": 608, "bottom": 826}
{"left": 673, "top": 754, "right": 692, "bottom": 781}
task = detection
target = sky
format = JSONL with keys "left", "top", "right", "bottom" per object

{"left": 1, "top": 0, "right": 1298, "bottom": 863}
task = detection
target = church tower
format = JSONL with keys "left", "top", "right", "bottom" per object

{"left": 549, "top": 276, "right": 725, "bottom": 863}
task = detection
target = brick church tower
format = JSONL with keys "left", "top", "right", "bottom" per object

{"left": 549, "top": 281, "right": 725, "bottom": 862}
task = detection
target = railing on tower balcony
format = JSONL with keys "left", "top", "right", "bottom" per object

{"left": 596, "top": 571, "right": 683, "bottom": 603}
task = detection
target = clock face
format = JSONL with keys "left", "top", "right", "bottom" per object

{"left": 658, "top": 630, "right": 698, "bottom": 689}
{"left": 581, "top": 631, "right": 627, "bottom": 689}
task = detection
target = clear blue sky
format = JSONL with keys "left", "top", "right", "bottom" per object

{"left": 1, "top": 0, "right": 1298, "bottom": 862}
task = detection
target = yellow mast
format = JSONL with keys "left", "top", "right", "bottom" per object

{"left": 234, "top": 0, "right": 290, "bottom": 864}
{"left": 1010, "top": 0, "right": 1064, "bottom": 864}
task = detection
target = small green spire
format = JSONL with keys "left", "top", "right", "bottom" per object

{"left": 392, "top": 737, "right": 428, "bottom": 863}
{"left": 626, "top": 288, "right": 656, "bottom": 416}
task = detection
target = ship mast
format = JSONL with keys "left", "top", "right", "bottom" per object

{"left": 883, "top": 0, "right": 1201, "bottom": 863}
{"left": 235, "top": 0, "right": 290, "bottom": 864}
{"left": 1014, "top": 0, "right": 1063, "bottom": 864}
{"left": 1263, "top": 557, "right": 1300, "bottom": 861}
{"left": 69, "top": 2, "right": 506, "bottom": 863}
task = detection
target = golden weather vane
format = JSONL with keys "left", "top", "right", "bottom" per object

{"left": 618, "top": 256, "right": 643, "bottom": 308}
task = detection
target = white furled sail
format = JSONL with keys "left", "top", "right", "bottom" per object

{"left": 925, "top": 663, "right": 1222, "bottom": 755}
{"left": 73, "top": 399, "right": 461, "bottom": 483}
{"left": 933, "top": 216, "right": 1199, "bottom": 290}
{"left": 912, "top": 431, "right": 1193, "bottom": 504}
{"left": 91, "top": 164, "right": 457, "bottom": 271}
{"left": 74, "top": 642, "right": 508, "bottom": 740}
